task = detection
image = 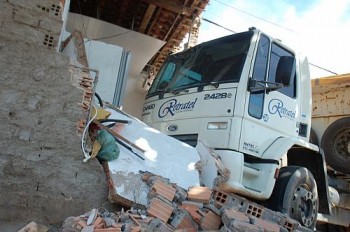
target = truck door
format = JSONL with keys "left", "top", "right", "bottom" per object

{"left": 240, "top": 33, "right": 299, "bottom": 158}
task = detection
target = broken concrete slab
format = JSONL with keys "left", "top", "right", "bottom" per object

{"left": 105, "top": 109, "right": 200, "bottom": 207}
{"left": 195, "top": 141, "right": 218, "bottom": 188}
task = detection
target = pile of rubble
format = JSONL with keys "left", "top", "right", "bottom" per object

{"left": 62, "top": 173, "right": 311, "bottom": 232}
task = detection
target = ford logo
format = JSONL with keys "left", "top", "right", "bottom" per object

{"left": 167, "top": 125, "right": 178, "bottom": 132}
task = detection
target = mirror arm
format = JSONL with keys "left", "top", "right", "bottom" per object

{"left": 266, "top": 83, "right": 284, "bottom": 94}
{"left": 248, "top": 78, "right": 284, "bottom": 94}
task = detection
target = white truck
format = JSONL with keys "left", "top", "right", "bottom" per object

{"left": 142, "top": 28, "right": 333, "bottom": 229}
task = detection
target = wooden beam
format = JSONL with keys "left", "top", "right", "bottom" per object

{"left": 93, "top": 120, "right": 146, "bottom": 153}
{"left": 142, "top": 0, "right": 191, "bottom": 16}
{"left": 138, "top": 4, "right": 156, "bottom": 33}
{"left": 146, "top": 7, "right": 161, "bottom": 35}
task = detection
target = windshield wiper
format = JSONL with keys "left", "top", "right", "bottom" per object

{"left": 171, "top": 89, "right": 190, "bottom": 95}
{"left": 157, "top": 87, "right": 189, "bottom": 99}
{"left": 197, "top": 82, "right": 220, "bottom": 92}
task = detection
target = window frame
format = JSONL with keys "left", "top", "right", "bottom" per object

{"left": 248, "top": 34, "right": 270, "bottom": 119}
{"left": 268, "top": 42, "right": 297, "bottom": 99}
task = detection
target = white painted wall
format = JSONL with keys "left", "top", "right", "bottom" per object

{"left": 85, "top": 40, "right": 123, "bottom": 103}
{"left": 59, "top": 29, "right": 126, "bottom": 104}
{"left": 65, "top": 14, "right": 165, "bottom": 118}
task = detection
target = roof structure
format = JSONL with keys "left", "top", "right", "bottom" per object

{"left": 70, "top": 0, "right": 210, "bottom": 74}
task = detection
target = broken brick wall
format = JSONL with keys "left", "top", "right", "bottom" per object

{"left": 0, "top": 0, "right": 114, "bottom": 229}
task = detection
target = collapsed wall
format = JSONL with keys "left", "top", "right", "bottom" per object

{"left": 0, "top": 0, "right": 113, "bottom": 228}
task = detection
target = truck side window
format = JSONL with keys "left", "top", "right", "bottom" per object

{"left": 248, "top": 35, "right": 270, "bottom": 119}
{"left": 268, "top": 43, "right": 296, "bottom": 98}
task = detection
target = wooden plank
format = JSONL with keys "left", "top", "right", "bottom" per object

{"left": 142, "top": 0, "right": 191, "bottom": 16}
{"left": 93, "top": 120, "right": 146, "bottom": 153}
{"left": 138, "top": 4, "right": 157, "bottom": 33}
{"left": 312, "top": 74, "right": 350, "bottom": 89}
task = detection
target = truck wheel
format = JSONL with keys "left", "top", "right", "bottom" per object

{"left": 321, "top": 117, "right": 350, "bottom": 173}
{"left": 269, "top": 166, "right": 318, "bottom": 229}
{"left": 309, "top": 128, "right": 319, "bottom": 146}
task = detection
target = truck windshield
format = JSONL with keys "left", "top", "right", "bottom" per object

{"left": 147, "top": 31, "right": 254, "bottom": 97}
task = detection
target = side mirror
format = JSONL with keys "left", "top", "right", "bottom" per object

{"left": 275, "top": 56, "right": 296, "bottom": 86}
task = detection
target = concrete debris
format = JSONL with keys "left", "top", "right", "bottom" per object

{"left": 87, "top": 209, "right": 98, "bottom": 226}
{"left": 63, "top": 173, "right": 312, "bottom": 232}
{"left": 106, "top": 109, "right": 200, "bottom": 207}
{"left": 17, "top": 221, "right": 49, "bottom": 232}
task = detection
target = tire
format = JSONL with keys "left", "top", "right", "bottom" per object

{"left": 321, "top": 117, "right": 350, "bottom": 173}
{"left": 269, "top": 166, "right": 319, "bottom": 230}
{"left": 309, "top": 127, "right": 319, "bottom": 146}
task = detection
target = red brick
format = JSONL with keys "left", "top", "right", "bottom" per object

{"left": 78, "top": 220, "right": 87, "bottom": 228}
{"left": 223, "top": 209, "right": 250, "bottom": 223}
{"left": 130, "top": 225, "right": 141, "bottom": 232}
{"left": 171, "top": 210, "right": 198, "bottom": 231}
{"left": 147, "top": 198, "right": 174, "bottom": 223}
{"left": 152, "top": 180, "right": 176, "bottom": 202}
{"left": 252, "top": 218, "right": 281, "bottom": 232}
{"left": 93, "top": 217, "right": 105, "bottom": 229}
{"left": 246, "top": 203, "right": 263, "bottom": 218}
{"left": 187, "top": 186, "right": 211, "bottom": 203}
{"left": 112, "top": 223, "right": 123, "bottom": 228}
{"left": 282, "top": 220, "right": 295, "bottom": 231}
{"left": 179, "top": 203, "right": 202, "bottom": 223}
{"left": 157, "top": 221, "right": 175, "bottom": 232}
{"left": 200, "top": 209, "right": 221, "bottom": 231}
{"left": 142, "top": 173, "right": 152, "bottom": 181}
{"left": 213, "top": 189, "right": 229, "bottom": 207}
{"left": 129, "top": 213, "right": 142, "bottom": 232}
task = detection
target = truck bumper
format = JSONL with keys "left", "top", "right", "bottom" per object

{"left": 197, "top": 142, "right": 277, "bottom": 200}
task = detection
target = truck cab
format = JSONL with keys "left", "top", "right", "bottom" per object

{"left": 142, "top": 28, "right": 330, "bottom": 229}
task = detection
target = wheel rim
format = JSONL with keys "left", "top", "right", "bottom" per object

{"left": 291, "top": 184, "right": 317, "bottom": 228}
{"left": 333, "top": 128, "right": 350, "bottom": 160}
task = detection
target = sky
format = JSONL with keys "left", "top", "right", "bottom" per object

{"left": 197, "top": 0, "right": 350, "bottom": 78}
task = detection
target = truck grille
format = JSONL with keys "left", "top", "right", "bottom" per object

{"left": 170, "top": 134, "right": 198, "bottom": 147}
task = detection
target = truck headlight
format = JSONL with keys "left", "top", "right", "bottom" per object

{"left": 207, "top": 122, "right": 228, "bottom": 130}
